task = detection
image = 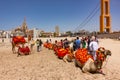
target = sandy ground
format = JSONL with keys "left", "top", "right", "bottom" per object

{"left": 0, "top": 38, "right": 120, "bottom": 80}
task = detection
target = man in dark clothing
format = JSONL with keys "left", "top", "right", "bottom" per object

{"left": 39, "top": 39, "right": 43, "bottom": 51}
{"left": 73, "top": 39, "right": 76, "bottom": 51}
{"left": 36, "top": 39, "right": 40, "bottom": 52}
{"left": 87, "top": 36, "right": 91, "bottom": 51}
{"left": 63, "top": 38, "right": 69, "bottom": 48}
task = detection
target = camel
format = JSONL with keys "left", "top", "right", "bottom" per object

{"left": 55, "top": 41, "right": 75, "bottom": 62}
{"left": 63, "top": 47, "right": 75, "bottom": 63}
{"left": 11, "top": 35, "right": 32, "bottom": 57}
{"left": 74, "top": 48, "right": 112, "bottom": 73}
{"left": 12, "top": 36, "right": 26, "bottom": 53}
{"left": 63, "top": 53, "right": 75, "bottom": 63}
{"left": 12, "top": 37, "right": 31, "bottom": 57}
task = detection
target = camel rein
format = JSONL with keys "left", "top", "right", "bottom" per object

{"left": 102, "top": 56, "right": 110, "bottom": 68}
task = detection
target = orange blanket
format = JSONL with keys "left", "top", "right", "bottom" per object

{"left": 75, "top": 48, "right": 93, "bottom": 64}
{"left": 75, "top": 48, "right": 105, "bottom": 64}
{"left": 57, "top": 48, "right": 68, "bottom": 58}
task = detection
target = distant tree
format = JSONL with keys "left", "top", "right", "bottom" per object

{"left": 53, "top": 32, "right": 57, "bottom": 37}
{"left": 66, "top": 31, "right": 73, "bottom": 36}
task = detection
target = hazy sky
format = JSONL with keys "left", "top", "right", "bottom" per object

{"left": 0, "top": 0, "right": 120, "bottom": 32}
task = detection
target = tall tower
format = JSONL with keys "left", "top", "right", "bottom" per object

{"left": 100, "top": 0, "right": 111, "bottom": 33}
{"left": 55, "top": 26, "right": 59, "bottom": 36}
{"left": 22, "top": 17, "right": 28, "bottom": 35}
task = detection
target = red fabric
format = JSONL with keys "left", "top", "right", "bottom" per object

{"left": 57, "top": 48, "right": 68, "bottom": 58}
{"left": 54, "top": 47, "right": 58, "bottom": 52}
{"left": 12, "top": 36, "right": 26, "bottom": 44}
{"left": 43, "top": 43, "right": 47, "bottom": 48}
{"left": 25, "top": 46, "right": 30, "bottom": 53}
{"left": 44, "top": 43, "right": 52, "bottom": 49}
{"left": 57, "top": 42, "right": 63, "bottom": 47}
{"left": 18, "top": 46, "right": 30, "bottom": 55}
{"left": 96, "top": 51, "right": 105, "bottom": 61}
{"left": 47, "top": 43, "right": 53, "bottom": 49}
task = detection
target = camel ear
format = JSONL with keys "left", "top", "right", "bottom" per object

{"left": 107, "top": 50, "right": 112, "bottom": 56}
{"left": 105, "top": 50, "right": 112, "bottom": 56}
{"left": 98, "top": 47, "right": 105, "bottom": 53}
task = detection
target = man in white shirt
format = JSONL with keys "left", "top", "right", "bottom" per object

{"left": 89, "top": 36, "right": 99, "bottom": 61}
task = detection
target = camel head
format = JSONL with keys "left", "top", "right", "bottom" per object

{"left": 95, "top": 48, "right": 112, "bottom": 70}
{"left": 104, "top": 49, "right": 112, "bottom": 57}
{"left": 98, "top": 47, "right": 112, "bottom": 57}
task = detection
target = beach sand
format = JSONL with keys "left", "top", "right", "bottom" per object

{"left": 0, "top": 38, "right": 120, "bottom": 80}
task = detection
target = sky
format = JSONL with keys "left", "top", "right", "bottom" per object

{"left": 0, "top": 0, "right": 120, "bottom": 32}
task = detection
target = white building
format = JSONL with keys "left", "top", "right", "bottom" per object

{"left": 33, "top": 28, "right": 42, "bottom": 39}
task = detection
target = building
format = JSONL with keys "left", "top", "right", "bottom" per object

{"left": 33, "top": 28, "right": 41, "bottom": 38}
{"left": 55, "top": 26, "right": 60, "bottom": 37}
{"left": 41, "top": 31, "right": 53, "bottom": 37}
{"left": 22, "top": 17, "right": 28, "bottom": 36}
{"left": 11, "top": 17, "right": 33, "bottom": 37}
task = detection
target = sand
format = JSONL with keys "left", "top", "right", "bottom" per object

{"left": 0, "top": 38, "right": 120, "bottom": 80}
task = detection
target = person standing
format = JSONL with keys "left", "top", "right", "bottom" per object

{"left": 63, "top": 38, "right": 69, "bottom": 48}
{"left": 75, "top": 37, "right": 81, "bottom": 50}
{"left": 49, "top": 39, "right": 52, "bottom": 43}
{"left": 28, "top": 35, "right": 31, "bottom": 43}
{"left": 2, "top": 38, "right": 4, "bottom": 43}
{"left": 89, "top": 36, "right": 99, "bottom": 61}
{"left": 81, "top": 37, "right": 87, "bottom": 48}
{"left": 60, "top": 39, "right": 63, "bottom": 48}
{"left": 73, "top": 39, "right": 76, "bottom": 51}
{"left": 36, "top": 39, "right": 40, "bottom": 52}
{"left": 95, "top": 35, "right": 99, "bottom": 43}
{"left": 87, "top": 36, "right": 91, "bottom": 51}
{"left": 39, "top": 39, "right": 43, "bottom": 51}
{"left": 30, "top": 39, "right": 35, "bottom": 51}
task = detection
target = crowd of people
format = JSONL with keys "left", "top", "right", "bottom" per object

{"left": 26, "top": 35, "right": 99, "bottom": 61}
{"left": 39, "top": 36, "right": 99, "bottom": 61}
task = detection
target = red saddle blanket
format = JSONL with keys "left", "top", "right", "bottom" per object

{"left": 18, "top": 46, "right": 30, "bottom": 55}
{"left": 75, "top": 48, "right": 105, "bottom": 64}
{"left": 12, "top": 36, "right": 26, "bottom": 44}
{"left": 57, "top": 48, "right": 70, "bottom": 58}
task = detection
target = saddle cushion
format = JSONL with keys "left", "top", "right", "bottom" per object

{"left": 57, "top": 48, "right": 69, "bottom": 58}
{"left": 13, "top": 36, "right": 26, "bottom": 44}
{"left": 75, "top": 48, "right": 93, "bottom": 64}
{"left": 19, "top": 46, "right": 30, "bottom": 55}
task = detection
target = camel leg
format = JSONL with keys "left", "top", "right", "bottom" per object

{"left": 12, "top": 43, "right": 15, "bottom": 54}
{"left": 82, "top": 58, "right": 93, "bottom": 73}
{"left": 63, "top": 54, "right": 68, "bottom": 63}
{"left": 75, "top": 59, "right": 80, "bottom": 67}
{"left": 82, "top": 58, "right": 98, "bottom": 73}
{"left": 17, "top": 52, "right": 21, "bottom": 57}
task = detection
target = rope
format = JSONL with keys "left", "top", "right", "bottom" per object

{"left": 102, "top": 56, "right": 110, "bottom": 68}
{"left": 78, "top": 7, "right": 100, "bottom": 30}
{"left": 73, "top": 1, "right": 100, "bottom": 32}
